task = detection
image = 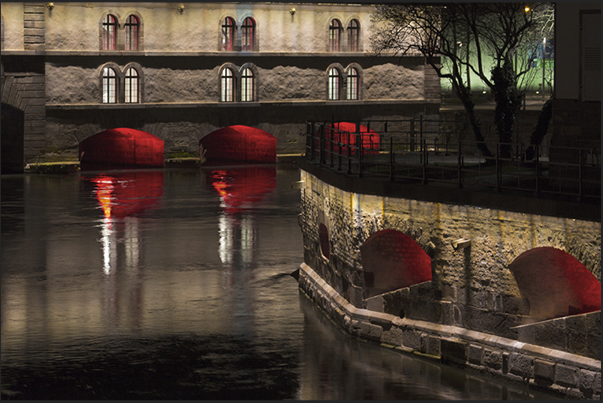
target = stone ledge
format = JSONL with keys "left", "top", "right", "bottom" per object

{"left": 298, "top": 262, "right": 602, "bottom": 399}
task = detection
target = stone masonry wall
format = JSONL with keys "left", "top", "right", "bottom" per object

{"left": 45, "top": 59, "right": 427, "bottom": 105}
{"left": 42, "top": 2, "right": 374, "bottom": 53}
{"left": 298, "top": 262, "right": 601, "bottom": 399}
{"left": 299, "top": 169, "right": 601, "bottom": 346}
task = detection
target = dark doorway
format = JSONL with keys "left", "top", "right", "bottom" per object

{"left": 1, "top": 103, "right": 25, "bottom": 174}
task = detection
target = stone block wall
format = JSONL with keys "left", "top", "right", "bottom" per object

{"left": 298, "top": 262, "right": 601, "bottom": 399}
{"left": 298, "top": 168, "right": 601, "bottom": 345}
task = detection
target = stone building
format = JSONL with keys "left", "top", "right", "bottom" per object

{"left": 1, "top": 1, "right": 441, "bottom": 172}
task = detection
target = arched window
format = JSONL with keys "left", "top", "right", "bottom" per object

{"left": 328, "top": 68, "right": 340, "bottom": 100}
{"left": 124, "top": 67, "right": 139, "bottom": 103}
{"left": 220, "top": 68, "right": 235, "bottom": 102}
{"left": 241, "top": 67, "right": 255, "bottom": 102}
{"left": 347, "top": 19, "right": 359, "bottom": 52}
{"left": 329, "top": 19, "right": 342, "bottom": 52}
{"left": 221, "top": 17, "right": 236, "bottom": 51}
{"left": 124, "top": 15, "right": 140, "bottom": 51}
{"left": 241, "top": 17, "right": 255, "bottom": 51}
{"left": 347, "top": 67, "right": 359, "bottom": 100}
{"left": 102, "top": 14, "right": 117, "bottom": 50}
{"left": 102, "top": 67, "right": 117, "bottom": 103}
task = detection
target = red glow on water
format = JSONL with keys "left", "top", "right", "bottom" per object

{"left": 509, "top": 247, "right": 601, "bottom": 320}
{"left": 200, "top": 125, "right": 277, "bottom": 163}
{"left": 79, "top": 128, "right": 164, "bottom": 169}
{"left": 209, "top": 166, "right": 277, "bottom": 214}
{"left": 88, "top": 171, "right": 164, "bottom": 219}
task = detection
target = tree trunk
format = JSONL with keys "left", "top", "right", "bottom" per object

{"left": 525, "top": 98, "right": 553, "bottom": 160}
{"left": 456, "top": 82, "right": 493, "bottom": 158}
{"left": 492, "top": 61, "right": 523, "bottom": 159}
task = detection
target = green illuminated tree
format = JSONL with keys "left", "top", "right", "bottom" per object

{"left": 371, "top": 2, "right": 554, "bottom": 158}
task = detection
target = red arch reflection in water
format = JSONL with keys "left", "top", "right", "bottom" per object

{"left": 509, "top": 247, "right": 601, "bottom": 320}
{"left": 209, "top": 166, "right": 277, "bottom": 214}
{"left": 79, "top": 128, "right": 164, "bottom": 169}
{"left": 200, "top": 125, "right": 277, "bottom": 163}
{"left": 86, "top": 171, "right": 165, "bottom": 220}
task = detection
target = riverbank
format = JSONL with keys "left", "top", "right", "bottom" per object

{"left": 296, "top": 262, "right": 601, "bottom": 400}
{"left": 22, "top": 154, "right": 303, "bottom": 174}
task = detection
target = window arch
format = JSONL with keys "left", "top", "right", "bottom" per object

{"left": 241, "top": 67, "right": 255, "bottom": 102}
{"left": 220, "top": 67, "right": 236, "bottom": 102}
{"left": 327, "top": 67, "right": 342, "bottom": 100}
{"left": 241, "top": 17, "right": 256, "bottom": 51}
{"left": 102, "top": 14, "right": 117, "bottom": 50}
{"left": 346, "top": 66, "right": 361, "bottom": 100}
{"left": 102, "top": 66, "right": 118, "bottom": 103}
{"left": 221, "top": 17, "right": 236, "bottom": 51}
{"left": 124, "top": 66, "right": 140, "bottom": 103}
{"left": 329, "top": 19, "right": 342, "bottom": 52}
{"left": 124, "top": 14, "right": 140, "bottom": 50}
{"left": 347, "top": 19, "right": 360, "bottom": 52}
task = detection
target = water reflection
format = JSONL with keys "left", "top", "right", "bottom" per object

{"left": 209, "top": 166, "right": 277, "bottom": 214}
{"left": 86, "top": 171, "right": 164, "bottom": 332}
{"left": 210, "top": 166, "right": 277, "bottom": 339}
{"left": 85, "top": 171, "right": 164, "bottom": 275}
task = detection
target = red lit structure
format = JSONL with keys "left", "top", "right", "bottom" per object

{"left": 79, "top": 128, "right": 164, "bottom": 169}
{"left": 209, "top": 166, "right": 277, "bottom": 214}
{"left": 509, "top": 247, "right": 601, "bottom": 320}
{"left": 87, "top": 171, "right": 164, "bottom": 219}
{"left": 325, "top": 122, "right": 380, "bottom": 155}
{"left": 200, "top": 125, "right": 277, "bottom": 163}
{"left": 360, "top": 229, "right": 432, "bottom": 297}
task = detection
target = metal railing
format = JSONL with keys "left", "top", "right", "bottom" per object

{"left": 304, "top": 120, "right": 601, "bottom": 202}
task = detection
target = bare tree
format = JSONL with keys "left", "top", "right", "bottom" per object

{"left": 371, "top": 3, "right": 554, "bottom": 158}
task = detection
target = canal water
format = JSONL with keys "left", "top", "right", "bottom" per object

{"left": 1, "top": 165, "right": 560, "bottom": 400}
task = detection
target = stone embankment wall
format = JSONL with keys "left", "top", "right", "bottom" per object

{"left": 297, "top": 168, "right": 601, "bottom": 399}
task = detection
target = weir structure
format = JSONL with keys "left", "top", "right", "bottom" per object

{"left": 295, "top": 147, "right": 601, "bottom": 399}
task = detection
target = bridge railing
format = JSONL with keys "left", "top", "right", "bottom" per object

{"left": 304, "top": 120, "right": 601, "bottom": 202}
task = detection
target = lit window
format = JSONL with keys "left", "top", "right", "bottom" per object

{"left": 124, "top": 15, "right": 140, "bottom": 51}
{"left": 241, "top": 68, "right": 254, "bottom": 102}
{"left": 329, "top": 19, "right": 341, "bottom": 52}
{"left": 221, "top": 17, "right": 235, "bottom": 51}
{"left": 328, "top": 68, "right": 340, "bottom": 100}
{"left": 124, "top": 67, "right": 139, "bottom": 103}
{"left": 221, "top": 68, "right": 235, "bottom": 102}
{"left": 348, "top": 19, "right": 359, "bottom": 52}
{"left": 347, "top": 67, "right": 358, "bottom": 100}
{"left": 102, "top": 67, "right": 117, "bottom": 103}
{"left": 102, "top": 14, "right": 117, "bottom": 50}
{"left": 241, "top": 17, "right": 255, "bottom": 51}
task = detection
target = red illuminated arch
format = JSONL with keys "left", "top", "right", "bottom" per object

{"left": 360, "top": 229, "right": 432, "bottom": 297}
{"left": 326, "top": 122, "right": 380, "bottom": 156}
{"left": 509, "top": 247, "right": 601, "bottom": 320}
{"left": 200, "top": 125, "right": 277, "bottom": 163}
{"left": 79, "top": 128, "right": 164, "bottom": 169}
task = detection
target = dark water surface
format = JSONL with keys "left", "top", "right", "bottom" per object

{"left": 1, "top": 166, "right": 560, "bottom": 400}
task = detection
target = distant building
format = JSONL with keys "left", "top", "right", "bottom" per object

{"left": 1, "top": 2, "right": 441, "bottom": 171}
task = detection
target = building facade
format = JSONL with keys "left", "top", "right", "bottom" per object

{"left": 1, "top": 2, "right": 441, "bottom": 170}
